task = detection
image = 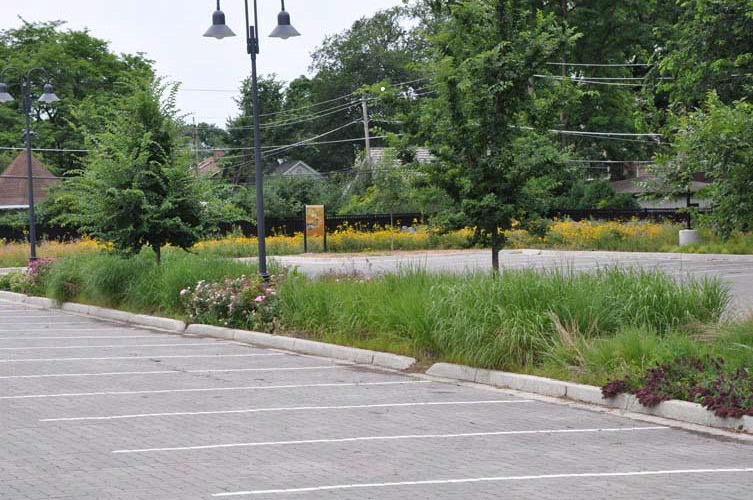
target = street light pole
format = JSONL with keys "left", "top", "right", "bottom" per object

{"left": 204, "top": 0, "right": 300, "bottom": 281}
{"left": 0, "top": 68, "right": 60, "bottom": 263}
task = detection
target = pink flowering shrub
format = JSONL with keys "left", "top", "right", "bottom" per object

{"left": 180, "top": 275, "right": 279, "bottom": 332}
{"left": 8, "top": 258, "right": 57, "bottom": 295}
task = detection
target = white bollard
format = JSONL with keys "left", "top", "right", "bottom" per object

{"left": 679, "top": 229, "right": 701, "bottom": 246}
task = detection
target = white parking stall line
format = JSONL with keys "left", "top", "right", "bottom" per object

{"left": 42, "top": 399, "right": 532, "bottom": 422}
{"left": 0, "top": 322, "right": 106, "bottom": 327}
{"left": 0, "top": 342, "right": 228, "bottom": 351}
{"left": 1, "top": 380, "right": 429, "bottom": 400}
{"left": 0, "top": 314, "right": 69, "bottom": 318}
{"left": 211, "top": 468, "right": 753, "bottom": 497}
{"left": 0, "top": 353, "right": 284, "bottom": 363}
{"left": 0, "top": 336, "right": 163, "bottom": 341}
{"left": 3, "top": 365, "right": 343, "bottom": 381}
{"left": 0, "top": 327, "right": 143, "bottom": 332}
{"left": 114, "top": 426, "right": 668, "bottom": 454}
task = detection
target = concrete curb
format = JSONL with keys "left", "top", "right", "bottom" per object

{"left": 0, "top": 293, "right": 416, "bottom": 370}
{"left": 59, "top": 302, "right": 186, "bottom": 333}
{"left": 0, "top": 290, "right": 28, "bottom": 303}
{"left": 426, "top": 362, "right": 753, "bottom": 434}
{"left": 0, "top": 267, "right": 24, "bottom": 276}
{"left": 185, "top": 324, "right": 416, "bottom": 371}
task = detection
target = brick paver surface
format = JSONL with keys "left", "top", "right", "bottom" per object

{"left": 2, "top": 300, "right": 752, "bottom": 499}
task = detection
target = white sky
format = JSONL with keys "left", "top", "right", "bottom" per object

{"left": 1, "top": 0, "right": 405, "bottom": 126}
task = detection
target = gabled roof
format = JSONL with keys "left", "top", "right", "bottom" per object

{"left": 0, "top": 152, "right": 59, "bottom": 208}
{"left": 272, "top": 160, "right": 322, "bottom": 179}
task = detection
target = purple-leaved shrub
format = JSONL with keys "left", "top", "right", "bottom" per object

{"left": 602, "top": 357, "right": 753, "bottom": 418}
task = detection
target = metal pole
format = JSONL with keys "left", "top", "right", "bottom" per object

{"left": 361, "top": 97, "right": 371, "bottom": 167}
{"left": 323, "top": 206, "right": 327, "bottom": 253}
{"left": 22, "top": 79, "right": 38, "bottom": 262}
{"left": 247, "top": 0, "right": 269, "bottom": 280}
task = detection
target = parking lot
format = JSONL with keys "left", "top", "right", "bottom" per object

{"left": 2, "top": 300, "right": 753, "bottom": 499}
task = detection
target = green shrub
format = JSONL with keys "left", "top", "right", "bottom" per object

{"left": 44, "top": 249, "right": 259, "bottom": 315}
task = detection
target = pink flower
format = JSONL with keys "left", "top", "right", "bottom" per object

{"left": 254, "top": 295, "right": 266, "bottom": 303}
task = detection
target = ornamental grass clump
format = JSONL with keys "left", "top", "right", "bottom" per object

{"left": 277, "top": 267, "right": 727, "bottom": 370}
{"left": 181, "top": 275, "right": 279, "bottom": 332}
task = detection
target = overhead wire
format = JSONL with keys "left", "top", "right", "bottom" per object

{"left": 225, "top": 100, "right": 361, "bottom": 131}
{"left": 263, "top": 120, "right": 362, "bottom": 157}
{"left": 203, "top": 135, "right": 394, "bottom": 161}
{"left": 545, "top": 62, "right": 654, "bottom": 67}
{"left": 194, "top": 77, "right": 430, "bottom": 125}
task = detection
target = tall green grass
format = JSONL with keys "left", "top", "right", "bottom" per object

{"left": 33, "top": 252, "right": 741, "bottom": 387}
{"left": 45, "top": 249, "right": 259, "bottom": 315}
{"left": 278, "top": 267, "right": 728, "bottom": 370}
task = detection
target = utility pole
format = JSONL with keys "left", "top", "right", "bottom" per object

{"left": 560, "top": 0, "right": 568, "bottom": 149}
{"left": 192, "top": 117, "right": 200, "bottom": 176}
{"left": 361, "top": 97, "right": 372, "bottom": 168}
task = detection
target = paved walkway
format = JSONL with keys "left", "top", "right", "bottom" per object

{"left": 269, "top": 249, "right": 753, "bottom": 317}
{"left": 2, "top": 300, "right": 753, "bottom": 499}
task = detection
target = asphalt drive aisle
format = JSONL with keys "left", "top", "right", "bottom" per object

{"left": 2, "top": 300, "right": 753, "bottom": 499}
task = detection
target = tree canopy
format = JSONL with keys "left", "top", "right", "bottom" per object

{"left": 52, "top": 79, "right": 205, "bottom": 263}
{"left": 0, "top": 20, "right": 154, "bottom": 173}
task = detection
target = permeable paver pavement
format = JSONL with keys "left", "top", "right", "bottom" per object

{"left": 1, "top": 299, "right": 752, "bottom": 499}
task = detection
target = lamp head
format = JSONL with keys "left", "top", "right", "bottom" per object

{"left": 204, "top": 8, "right": 236, "bottom": 39}
{"left": 38, "top": 83, "right": 60, "bottom": 104}
{"left": 0, "top": 82, "right": 14, "bottom": 103}
{"left": 269, "top": 10, "right": 300, "bottom": 40}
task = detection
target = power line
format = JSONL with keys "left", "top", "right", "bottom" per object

{"left": 260, "top": 101, "right": 359, "bottom": 129}
{"left": 533, "top": 75, "right": 658, "bottom": 87}
{"left": 182, "top": 88, "right": 238, "bottom": 93}
{"left": 263, "top": 120, "right": 362, "bottom": 157}
{"left": 545, "top": 62, "right": 653, "bottom": 67}
{"left": 207, "top": 135, "right": 394, "bottom": 161}
{"left": 0, "top": 146, "right": 90, "bottom": 153}
{"left": 567, "top": 159, "right": 653, "bottom": 164}
{"left": 555, "top": 129, "right": 661, "bottom": 138}
{"left": 200, "top": 77, "right": 430, "bottom": 123}
{"left": 514, "top": 125, "right": 662, "bottom": 139}
{"left": 534, "top": 75, "right": 671, "bottom": 81}
{"left": 232, "top": 101, "right": 361, "bottom": 131}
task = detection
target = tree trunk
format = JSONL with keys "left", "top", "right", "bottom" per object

{"left": 154, "top": 245, "right": 161, "bottom": 265}
{"left": 491, "top": 226, "right": 501, "bottom": 273}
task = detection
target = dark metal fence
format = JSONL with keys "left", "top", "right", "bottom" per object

{"left": 1, "top": 209, "right": 698, "bottom": 242}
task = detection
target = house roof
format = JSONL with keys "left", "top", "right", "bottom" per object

{"left": 272, "top": 160, "right": 322, "bottom": 178}
{"left": 195, "top": 150, "right": 224, "bottom": 177}
{"left": 0, "top": 152, "right": 59, "bottom": 208}
{"left": 611, "top": 174, "right": 710, "bottom": 195}
{"left": 368, "top": 147, "right": 435, "bottom": 166}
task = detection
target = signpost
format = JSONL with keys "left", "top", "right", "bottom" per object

{"left": 304, "top": 205, "right": 326, "bottom": 253}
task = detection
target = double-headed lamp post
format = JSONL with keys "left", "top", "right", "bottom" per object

{"left": 204, "top": 0, "right": 300, "bottom": 281}
{"left": 0, "top": 68, "right": 60, "bottom": 263}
